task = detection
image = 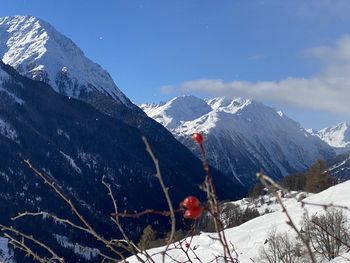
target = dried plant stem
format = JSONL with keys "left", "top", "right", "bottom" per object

{"left": 23, "top": 159, "right": 126, "bottom": 261}
{"left": 113, "top": 208, "right": 183, "bottom": 218}
{"left": 301, "top": 201, "right": 350, "bottom": 211}
{"left": 198, "top": 143, "right": 237, "bottom": 262}
{"left": 142, "top": 137, "right": 176, "bottom": 252}
{"left": 256, "top": 172, "right": 316, "bottom": 263}
{"left": 102, "top": 178, "right": 154, "bottom": 263}
{"left": 0, "top": 223, "right": 64, "bottom": 263}
{"left": 12, "top": 212, "right": 89, "bottom": 233}
{"left": 5, "top": 233, "right": 48, "bottom": 263}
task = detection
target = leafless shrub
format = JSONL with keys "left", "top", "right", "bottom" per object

{"left": 259, "top": 228, "right": 305, "bottom": 263}
{"left": 303, "top": 208, "right": 350, "bottom": 260}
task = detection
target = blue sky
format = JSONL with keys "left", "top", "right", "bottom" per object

{"left": 1, "top": 0, "right": 350, "bottom": 129}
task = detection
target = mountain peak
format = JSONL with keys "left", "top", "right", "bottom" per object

{"left": 335, "top": 122, "right": 349, "bottom": 130}
{"left": 140, "top": 95, "right": 212, "bottom": 129}
{"left": 317, "top": 122, "right": 350, "bottom": 154}
{"left": 207, "top": 97, "right": 252, "bottom": 113}
{"left": 168, "top": 95, "right": 209, "bottom": 109}
{"left": 141, "top": 95, "right": 335, "bottom": 185}
{"left": 0, "top": 15, "right": 133, "bottom": 108}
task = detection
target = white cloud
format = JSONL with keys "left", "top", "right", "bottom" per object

{"left": 297, "top": 0, "right": 350, "bottom": 21}
{"left": 161, "top": 35, "right": 350, "bottom": 116}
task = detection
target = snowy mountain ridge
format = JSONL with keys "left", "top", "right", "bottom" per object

{"left": 315, "top": 122, "right": 350, "bottom": 155}
{"left": 140, "top": 95, "right": 212, "bottom": 129}
{"left": 0, "top": 15, "right": 132, "bottom": 108}
{"left": 141, "top": 96, "right": 335, "bottom": 185}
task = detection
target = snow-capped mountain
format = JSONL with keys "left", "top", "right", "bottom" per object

{"left": 141, "top": 96, "right": 335, "bottom": 185}
{"left": 0, "top": 15, "right": 134, "bottom": 108}
{"left": 315, "top": 122, "right": 350, "bottom": 155}
{"left": 0, "top": 15, "right": 173, "bottom": 146}
{"left": 307, "top": 123, "right": 350, "bottom": 181}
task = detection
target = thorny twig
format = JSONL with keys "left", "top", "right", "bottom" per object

{"left": 12, "top": 212, "right": 89, "bottom": 233}
{"left": 23, "top": 159, "right": 126, "bottom": 261}
{"left": 102, "top": 177, "right": 154, "bottom": 263}
{"left": 257, "top": 172, "right": 316, "bottom": 263}
{"left": 149, "top": 225, "right": 200, "bottom": 263}
{"left": 142, "top": 136, "right": 176, "bottom": 261}
{"left": 113, "top": 208, "right": 183, "bottom": 218}
{"left": 5, "top": 233, "right": 49, "bottom": 263}
{"left": 301, "top": 201, "right": 350, "bottom": 211}
{"left": 198, "top": 142, "right": 238, "bottom": 263}
{"left": 0, "top": 223, "right": 64, "bottom": 263}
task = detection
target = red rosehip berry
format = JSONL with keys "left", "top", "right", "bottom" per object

{"left": 181, "top": 196, "right": 200, "bottom": 210}
{"left": 184, "top": 207, "right": 203, "bottom": 220}
{"left": 185, "top": 243, "right": 190, "bottom": 248}
{"left": 192, "top": 133, "right": 204, "bottom": 144}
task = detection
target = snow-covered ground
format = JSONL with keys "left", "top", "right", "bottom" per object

{"left": 0, "top": 237, "right": 14, "bottom": 263}
{"left": 0, "top": 118, "right": 19, "bottom": 143}
{"left": 127, "top": 180, "right": 350, "bottom": 262}
{"left": 54, "top": 234, "right": 100, "bottom": 261}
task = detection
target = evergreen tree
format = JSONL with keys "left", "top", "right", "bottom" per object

{"left": 304, "top": 160, "right": 336, "bottom": 193}
{"left": 138, "top": 225, "right": 156, "bottom": 250}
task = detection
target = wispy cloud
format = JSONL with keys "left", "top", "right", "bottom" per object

{"left": 161, "top": 35, "right": 350, "bottom": 116}
{"left": 297, "top": 0, "right": 350, "bottom": 21}
{"left": 248, "top": 54, "right": 266, "bottom": 60}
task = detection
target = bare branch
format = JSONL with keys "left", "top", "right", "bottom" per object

{"left": 113, "top": 208, "right": 183, "bottom": 218}
{"left": 257, "top": 172, "right": 316, "bottom": 263}
{"left": 301, "top": 201, "right": 350, "bottom": 211}
{"left": 12, "top": 212, "right": 89, "bottom": 234}
{"left": 102, "top": 177, "right": 153, "bottom": 263}
{"left": 24, "top": 159, "right": 126, "bottom": 261}
{"left": 142, "top": 137, "right": 176, "bottom": 252}
{"left": 198, "top": 142, "right": 238, "bottom": 263}
{"left": 0, "top": 223, "right": 64, "bottom": 263}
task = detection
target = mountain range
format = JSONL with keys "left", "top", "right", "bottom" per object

{"left": 308, "top": 122, "right": 350, "bottom": 155}
{"left": 141, "top": 96, "right": 336, "bottom": 186}
{"left": 1, "top": 13, "right": 350, "bottom": 262}
{"left": 0, "top": 15, "right": 245, "bottom": 262}
{"left": 306, "top": 122, "right": 350, "bottom": 181}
